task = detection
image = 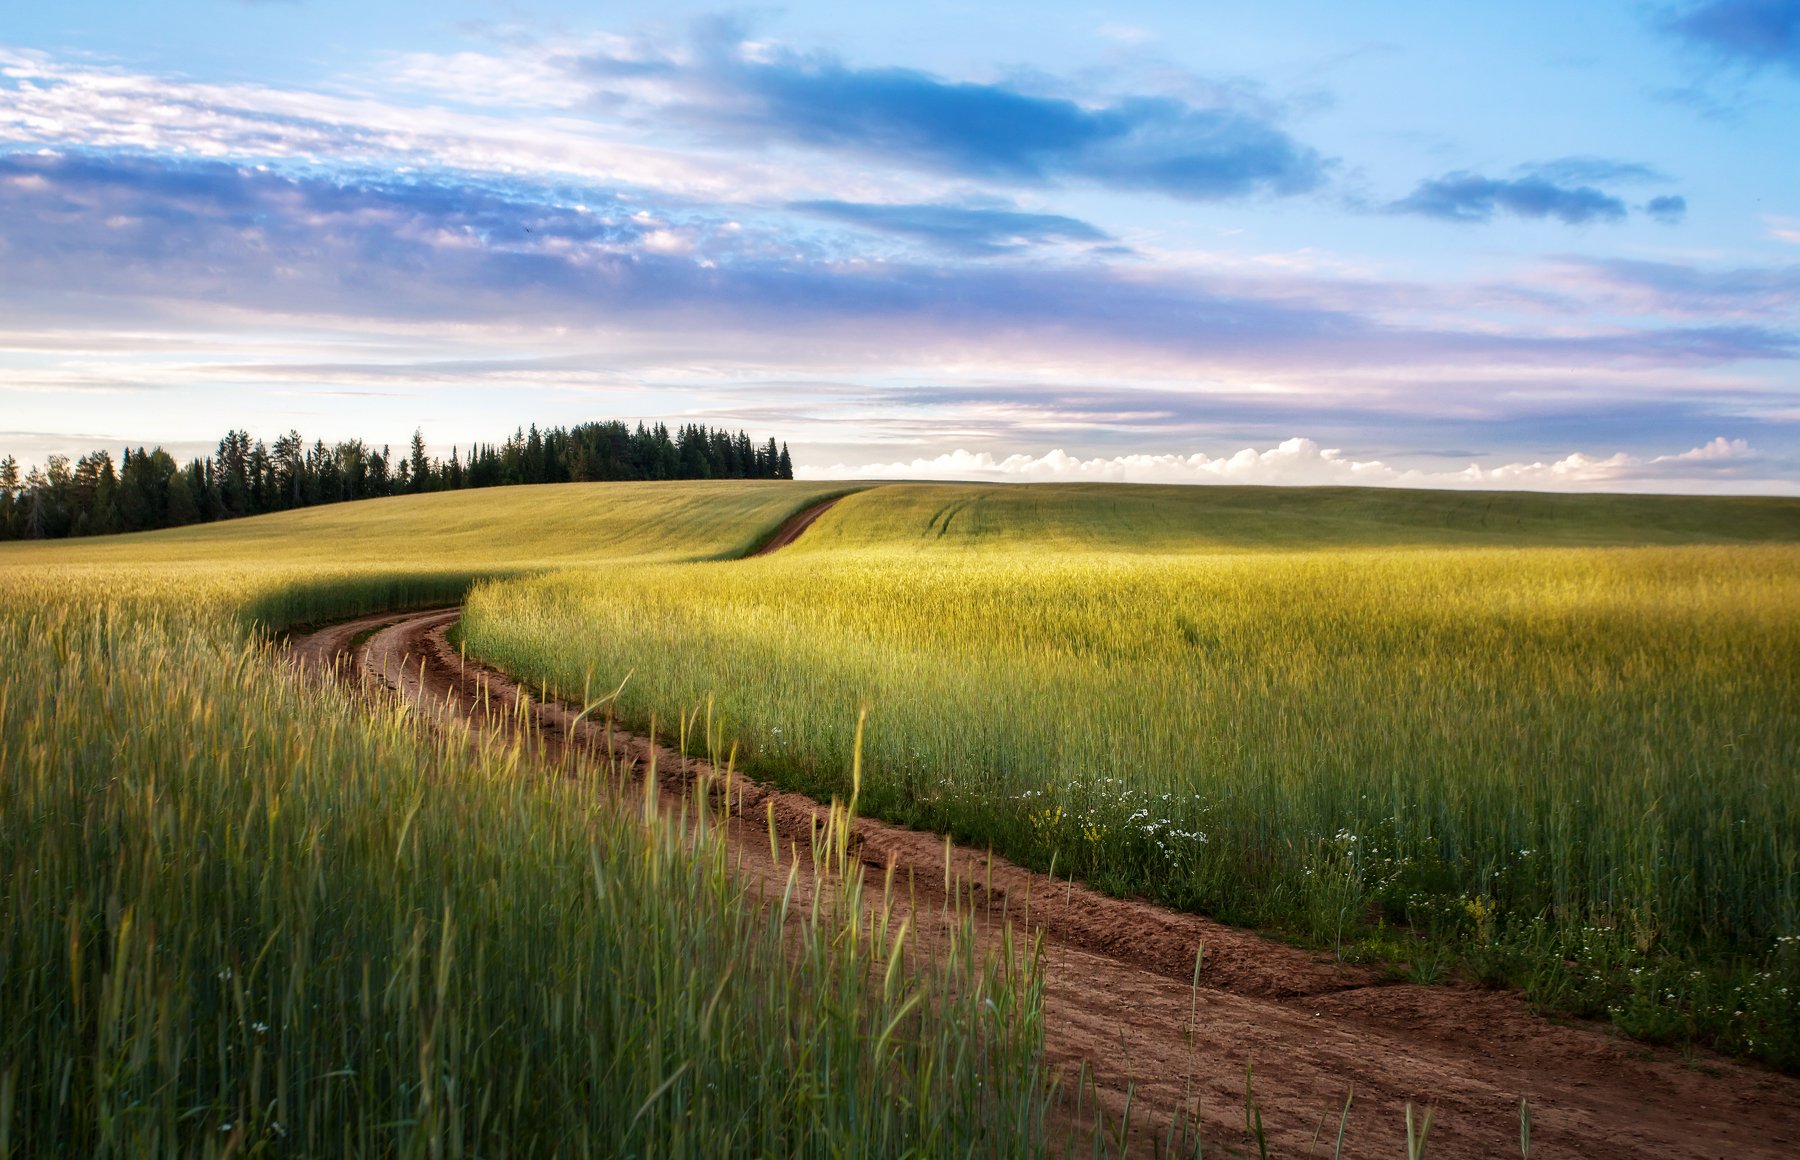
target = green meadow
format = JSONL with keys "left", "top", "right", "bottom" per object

{"left": 460, "top": 482, "right": 1800, "bottom": 1068}
{"left": 0, "top": 483, "right": 1047, "bottom": 1157}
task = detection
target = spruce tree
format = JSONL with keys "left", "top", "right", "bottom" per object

{"left": 272, "top": 430, "right": 305, "bottom": 509}
{"left": 409, "top": 429, "right": 430, "bottom": 492}
{"left": 0, "top": 454, "right": 17, "bottom": 540}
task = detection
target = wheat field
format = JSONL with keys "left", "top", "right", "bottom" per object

{"left": 461, "top": 482, "right": 1800, "bottom": 1067}
{"left": 0, "top": 486, "right": 1047, "bottom": 1156}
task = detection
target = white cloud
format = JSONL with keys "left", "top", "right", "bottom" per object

{"left": 1655, "top": 435, "right": 1750, "bottom": 462}
{"left": 0, "top": 48, "right": 957, "bottom": 207}
{"left": 799, "top": 435, "right": 1780, "bottom": 493}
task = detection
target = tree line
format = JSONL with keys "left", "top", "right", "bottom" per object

{"left": 0, "top": 421, "right": 794, "bottom": 541}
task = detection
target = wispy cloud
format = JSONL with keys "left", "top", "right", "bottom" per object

{"left": 561, "top": 25, "right": 1332, "bottom": 201}
{"left": 802, "top": 436, "right": 1779, "bottom": 493}
{"left": 1543, "top": 255, "right": 1800, "bottom": 316}
{"left": 787, "top": 200, "right": 1112, "bottom": 254}
{"left": 1, "top": 150, "right": 1790, "bottom": 386}
{"left": 0, "top": 34, "right": 1792, "bottom": 493}
{"left": 0, "top": 38, "right": 1336, "bottom": 211}
{"left": 0, "top": 47, "right": 858, "bottom": 205}
{"left": 1523, "top": 156, "right": 1672, "bottom": 185}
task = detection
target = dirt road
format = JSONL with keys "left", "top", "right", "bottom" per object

{"left": 748, "top": 492, "right": 852, "bottom": 555}
{"left": 287, "top": 608, "right": 1800, "bottom": 1158}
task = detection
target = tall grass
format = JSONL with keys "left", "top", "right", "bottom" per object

{"left": 461, "top": 485, "right": 1800, "bottom": 1067}
{"left": 0, "top": 567, "right": 1048, "bottom": 1156}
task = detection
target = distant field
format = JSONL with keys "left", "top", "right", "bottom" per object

{"left": 791, "top": 481, "right": 1800, "bottom": 551}
{"left": 0, "top": 480, "right": 852, "bottom": 625}
{"left": 0, "top": 482, "right": 1044, "bottom": 1156}
{"left": 462, "top": 481, "right": 1800, "bottom": 1068}
{"left": 1, "top": 478, "right": 851, "bottom": 569}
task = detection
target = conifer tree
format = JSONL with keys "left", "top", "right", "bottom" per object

{"left": 0, "top": 455, "right": 17, "bottom": 539}
{"left": 272, "top": 431, "right": 305, "bottom": 508}
{"left": 1, "top": 419, "right": 796, "bottom": 539}
{"left": 409, "top": 429, "right": 430, "bottom": 493}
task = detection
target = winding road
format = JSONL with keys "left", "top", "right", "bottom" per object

{"left": 285, "top": 502, "right": 1800, "bottom": 1157}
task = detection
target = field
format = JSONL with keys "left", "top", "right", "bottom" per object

{"left": 460, "top": 482, "right": 1800, "bottom": 1067}
{"left": 6, "top": 476, "right": 1799, "bottom": 1156}
{"left": 0, "top": 483, "right": 1047, "bottom": 1156}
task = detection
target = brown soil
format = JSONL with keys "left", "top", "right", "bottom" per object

{"left": 749, "top": 494, "right": 850, "bottom": 555}
{"left": 288, "top": 608, "right": 1800, "bottom": 1158}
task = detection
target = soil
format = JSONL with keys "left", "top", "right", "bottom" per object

{"left": 286, "top": 597, "right": 1800, "bottom": 1158}
{"left": 748, "top": 494, "right": 849, "bottom": 555}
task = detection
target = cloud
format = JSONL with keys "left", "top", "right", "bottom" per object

{"left": 1660, "top": 434, "right": 1755, "bottom": 460}
{"left": 1646, "top": 194, "right": 1689, "bottom": 223}
{"left": 875, "top": 381, "right": 1795, "bottom": 451}
{"left": 1, "top": 38, "right": 1330, "bottom": 208}
{"left": 1660, "top": 1, "right": 1800, "bottom": 74}
{"left": 0, "top": 48, "right": 838, "bottom": 206}
{"left": 572, "top": 31, "right": 1330, "bottom": 201}
{"left": 800, "top": 435, "right": 1772, "bottom": 493}
{"left": 2, "top": 150, "right": 1793, "bottom": 381}
{"left": 787, "top": 200, "right": 1111, "bottom": 254}
{"left": 1524, "top": 156, "right": 1672, "bottom": 185}
{"left": 0, "top": 41, "right": 1792, "bottom": 493}
{"left": 1547, "top": 255, "right": 1800, "bottom": 315}
{"left": 1, "top": 149, "right": 1794, "bottom": 488}
{"left": 1390, "top": 173, "right": 1628, "bottom": 225}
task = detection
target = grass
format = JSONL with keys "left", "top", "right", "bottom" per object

{"left": 459, "top": 481, "right": 1800, "bottom": 1070}
{"left": 0, "top": 483, "right": 1050, "bottom": 1157}
{"left": 7, "top": 476, "right": 1798, "bottom": 1152}
{"left": 790, "top": 481, "right": 1800, "bottom": 552}
{"left": 0, "top": 479, "right": 853, "bottom": 574}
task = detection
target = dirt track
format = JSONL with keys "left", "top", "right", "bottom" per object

{"left": 748, "top": 493, "right": 850, "bottom": 555}
{"left": 287, "top": 585, "right": 1800, "bottom": 1158}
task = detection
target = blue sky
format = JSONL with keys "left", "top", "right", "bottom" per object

{"left": 2, "top": 0, "right": 1797, "bottom": 491}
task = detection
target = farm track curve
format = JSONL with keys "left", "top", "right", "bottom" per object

{"left": 283, "top": 515, "right": 1800, "bottom": 1156}
{"left": 747, "top": 493, "right": 849, "bottom": 555}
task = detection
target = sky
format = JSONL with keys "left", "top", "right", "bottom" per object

{"left": 1, "top": 0, "right": 1797, "bottom": 492}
